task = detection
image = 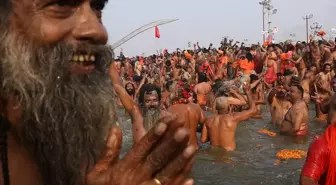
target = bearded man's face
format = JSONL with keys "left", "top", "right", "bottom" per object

{"left": 142, "top": 91, "right": 161, "bottom": 131}
{"left": 126, "top": 83, "right": 135, "bottom": 95}
{"left": 1, "top": 0, "right": 116, "bottom": 185}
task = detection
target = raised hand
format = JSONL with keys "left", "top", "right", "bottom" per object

{"left": 311, "top": 92, "right": 323, "bottom": 104}
{"left": 86, "top": 116, "right": 196, "bottom": 185}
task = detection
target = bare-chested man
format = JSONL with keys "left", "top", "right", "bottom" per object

{"left": 280, "top": 85, "right": 309, "bottom": 137}
{"left": 315, "top": 64, "right": 332, "bottom": 121}
{"left": 304, "top": 64, "right": 317, "bottom": 82}
{"left": 267, "top": 87, "right": 292, "bottom": 126}
{"left": 301, "top": 78, "right": 311, "bottom": 104}
{"left": 250, "top": 74, "right": 265, "bottom": 118}
{"left": 310, "top": 40, "right": 322, "bottom": 72}
{"left": 212, "top": 82, "right": 247, "bottom": 114}
{"left": 194, "top": 73, "right": 212, "bottom": 109}
{"left": 200, "top": 85, "right": 256, "bottom": 151}
{"left": 167, "top": 103, "right": 206, "bottom": 149}
{"left": 312, "top": 80, "right": 336, "bottom": 125}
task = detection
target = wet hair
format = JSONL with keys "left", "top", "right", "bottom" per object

{"left": 198, "top": 72, "right": 208, "bottom": 83}
{"left": 294, "top": 85, "right": 304, "bottom": 98}
{"left": 250, "top": 74, "right": 258, "bottom": 82}
{"left": 138, "top": 84, "right": 161, "bottom": 107}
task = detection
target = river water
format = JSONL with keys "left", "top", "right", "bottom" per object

{"left": 117, "top": 104, "right": 326, "bottom": 185}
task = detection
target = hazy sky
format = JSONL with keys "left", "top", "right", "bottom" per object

{"left": 102, "top": 0, "right": 336, "bottom": 56}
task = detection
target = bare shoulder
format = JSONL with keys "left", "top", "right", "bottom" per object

{"left": 160, "top": 110, "right": 173, "bottom": 118}
{"left": 187, "top": 103, "right": 202, "bottom": 112}
{"left": 167, "top": 104, "right": 188, "bottom": 113}
{"left": 205, "top": 115, "right": 217, "bottom": 125}
{"left": 296, "top": 101, "right": 308, "bottom": 110}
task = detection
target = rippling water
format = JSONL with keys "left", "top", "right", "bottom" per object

{"left": 117, "top": 104, "right": 327, "bottom": 185}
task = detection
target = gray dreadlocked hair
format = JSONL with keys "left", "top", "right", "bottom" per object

{"left": 0, "top": 1, "right": 12, "bottom": 185}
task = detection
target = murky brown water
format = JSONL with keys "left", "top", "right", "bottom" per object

{"left": 117, "top": 104, "right": 326, "bottom": 185}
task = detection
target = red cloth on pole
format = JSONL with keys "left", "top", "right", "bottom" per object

{"left": 155, "top": 26, "right": 160, "bottom": 38}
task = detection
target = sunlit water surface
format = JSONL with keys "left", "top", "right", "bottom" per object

{"left": 117, "top": 104, "right": 326, "bottom": 185}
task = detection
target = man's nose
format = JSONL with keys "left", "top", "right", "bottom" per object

{"left": 72, "top": 3, "right": 108, "bottom": 44}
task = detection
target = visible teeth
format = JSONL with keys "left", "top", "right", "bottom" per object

{"left": 72, "top": 55, "right": 78, "bottom": 62}
{"left": 84, "top": 55, "right": 90, "bottom": 61}
{"left": 79, "top": 55, "right": 84, "bottom": 62}
{"left": 90, "top": 55, "right": 95, "bottom": 62}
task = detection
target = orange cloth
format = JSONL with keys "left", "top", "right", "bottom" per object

{"left": 263, "top": 41, "right": 269, "bottom": 47}
{"left": 197, "top": 94, "right": 207, "bottom": 106}
{"left": 218, "top": 56, "right": 228, "bottom": 68}
{"left": 185, "top": 51, "right": 192, "bottom": 59}
{"left": 265, "top": 65, "right": 277, "bottom": 84}
{"left": 139, "top": 60, "right": 144, "bottom": 65}
{"left": 325, "top": 125, "right": 336, "bottom": 185}
{"left": 280, "top": 61, "right": 295, "bottom": 74}
{"left": 239, "top": 59, "right": 255, "bottom": 75}
{"left": 280, "top": 53, "right": 287, "bottom": 61}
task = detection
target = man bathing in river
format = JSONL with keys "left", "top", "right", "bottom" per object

{"left": 194, "top": 73, "right": 212, "bottom": 109}
{"left": 0, "top": 1, "right": 196, "bottom": 185}
{"left": 267, "top": 86, "right": 292, "bottom": 127}
{"left": 200, "top": 84, "right": 256, "bottom": 151}
{"left": 280, "top": 85, "right": 309, "bottom": 137}
{"left": 167, "top": 103, "right": 206, "bottom": 149}
{"left": 314, "top": 64, "right": 332, "bottom": 121}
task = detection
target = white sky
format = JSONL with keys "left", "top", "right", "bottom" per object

{"left": 102, "top": 0, "right": 336, "bottom": 56}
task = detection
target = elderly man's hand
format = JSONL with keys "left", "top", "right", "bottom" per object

{"left": 86, "top": 115, "right": 196, "bottom": 185}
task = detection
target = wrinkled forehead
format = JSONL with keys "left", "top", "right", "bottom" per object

{"left": 26, "top": 0, "right": 108, "bottom": 6}
{"left": 11, "top": 0, "right": 108, "bottom": 14}
{"left": 144, "top": 91, "right": 158, "bottom": 99}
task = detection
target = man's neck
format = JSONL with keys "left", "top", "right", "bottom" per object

{"left": 291, "top": 99, "right": 300, "bottom": 105}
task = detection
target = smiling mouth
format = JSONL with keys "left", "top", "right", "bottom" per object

{"left": 71, "top": 53, "right": 96, "bottom": 66}
{"left": 69, "top": 53, "right": 97, "bottom": 74}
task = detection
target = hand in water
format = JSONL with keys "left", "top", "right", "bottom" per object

{"left": 86, "top": 116, "right": 196, "bottom": 185}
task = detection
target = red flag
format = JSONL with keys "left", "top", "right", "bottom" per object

{"left": 155, "top": 26, "right": 160, "bottom": 38}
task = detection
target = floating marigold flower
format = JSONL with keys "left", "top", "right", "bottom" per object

{"left": 258, "top": 129, "right": 276, "bottom": 137}
{"left": 276, "top": 149, "right": 307, "bottom": 160}
{"left": 274, "top": 159, "right": 281, "bottom": 166}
